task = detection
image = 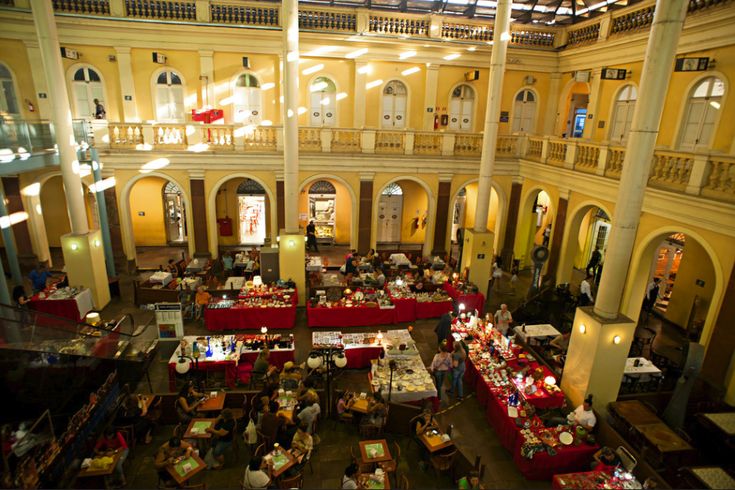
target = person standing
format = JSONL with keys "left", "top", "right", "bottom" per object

{"left": 579, "top": 274, "right": 595, "bottom": 306}
{"left": 429, "top": 345, "right": 452, "bottom": 401}
{"left": 93, "top": 98, "right": 106, "bottom": 119}
{"left": 448, "top": 341, "right": 467, "bottom": 400}
{"left": 306, "top": 220, "right": 319, "bottom": 252}
{"left": 493, "top": 304, "right": 513, "bottom": 335}
{"left": 643, "top": 277, "right": 661, "bottom": 317}
{"left": 542, "top": 224, "right": 552, "bottom": 247}
{"left": 29, "top": 263, "right": 52, "bottom": 293}
{"left": 586, "top": 247, "right": 602, "bottom": 276}
{"left": 434, "top": 310, "right": 454, "bottom": 346}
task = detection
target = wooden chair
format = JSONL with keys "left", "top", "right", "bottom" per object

{"left": 379, "top": 441, "right": 400, "bottom": 483}
{"left": 429, "top": 448, "right": 457, "bottom": 477}
{"left": 278, "top": 471, "right": 304, "bottom": 489}
{"left": 254, "top": 443, "right": 267, "bottom": 458}
{"left": 257, "top": 429, "right": 275, "bottom": 452}
{"left": 396, "top": 473, "right": 410, "bottom": 490}
{"left": 350, "top": 445, "right": 374, "bottom": 474}
{"left": 359, "top": 423, "right": 382, "bottom": 439}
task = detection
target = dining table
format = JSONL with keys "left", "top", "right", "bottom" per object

{"left": 359, "top": 471, "right": 391, "bottom": 489}
{"left": 264, "top": 446, "right": 296, "bottom": 478}
{"left": 197, "top": 391, "right": 226, "bottom": 412}
{"left": 359, "top": 439, "right": 393, "bottom": 464}
{"left": 77, "top": 451, "right": 123, "bottom": 489}
{"left": 682, "top": 466, "right": 735, "bottom": 489}
{"left": 624, "top": 357, "right": 662, "bottom": 376}
{"left": 418, "top": 428, "right": 455, "bottom": 453}
{"left": 166, "top": 453, "right": 206, "bottom": 487}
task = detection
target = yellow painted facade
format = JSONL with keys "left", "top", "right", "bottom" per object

{"left": 129, "top": 176, "right": 167, "bottom": 246}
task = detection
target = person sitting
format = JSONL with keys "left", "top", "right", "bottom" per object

{"left": 458, "top": 470, "right": 484, "bottom": 490}
{"left": 194, "top": 286, "right": 211, "bottom": 321}
{"left": 290, "top": 422, "right": 313, "bottom": 463}
{"left": 363, "top": 392, "right": 388, "bottom": 429}
{"left": 259, "top": 401, "right": 284, "bottom": 442}
{"left": 205, "top": 408, "right": 235, "bottom": 469}
{"left": 276, "top": 417, "right": 298, "bottom": 450}
{"left": 252, "top": 349, "right": 278, "bottom": 383}
{"left": 550, "top": 332, "right": 571, "bottom": 353}
{"left": 341, "top": 463, "right": 359, "bottom": 489}
{"left": 365, "top": 248, "right": 376, "bottom": 262}
{"left": 592, "top": 446, "right": 621, "bottom": 470}
{"left": 279, "top": 361, "right": 302, "bottom": 390}
{"left": 296, "top": 401, "right": 321, "bottom": 434}
{"left": 336, "top": 392, "right": 355, "bottom": 421}
{"left": 155, "top": 437, "right": 193, "bottom": 486}
{"left": 176, "top": 381, "right": 205, "bottom": 423}
{"left": 116, "top": 393, "right": 154, "bottom": 444}
{"left": 296, "top": 379, "right": 319, "bottom": 406}
{"left": 375, "top": 268, "right": 386, "bottom": 288}
{"left": 94, "top": 429, "right": 128, "bottom": 486}
{"left": 570, "top": 396, "right": 597, "bottom": 431}
{"left": 242, "top": 455, "right": 271, "bottom": 489}
{"left": 413, "top": 406, "right": 437, "bottom": 436}
{"left": 166, "top": 259, "right": 178, "bottom": 277}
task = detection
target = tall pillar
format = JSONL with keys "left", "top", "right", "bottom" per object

{"left": 543, "top": 73, "right": 562, "bottom": 136}
{"left": 281, "top": 0, "right": 300, "bottom": 234}
{"left": 115, "top": 47, "right": 139, "bottom": 122}
{"left": 582, "top": 68, "right": 603, "bottom": 140}
{"left": 353, "top": 61, "right": 368, "bottom": 128}
{"left": 102, "top": 177, "right": 128, "bottom": 272}
{"left": 544, "top": 188, "right": 569, "bottom": 282}
{"left": 0, "top": 184, "right": 23, "bottom": 285}
{"left": 701, "top": 262, "right": 735, "bottom": 403}
{"left": 23, "top": 41, "right": 52, "bottom": 120}
{"left": 2, "top": 177, "right": 37, "bottom": 269}
{"left": 562, "top": 0, "right": 689, "bottom": 411}
{"left": 462, "top": 0, "right": 512, "bottom": 287}
{"left": 500, "top": 178, "right": 523, "bottom": 270}
{"left": 358, "top": 174, "right": 374, "bottom": 253}
{"left": 423, "top": 65, "right": 440, "bottom": 131}
{"left": 88, "top": 150, "right": 116, "bottom": 277}
{"left": 276, "top": 177, "right": 285, "bottom": 232}
{"left": 189, "top": 173, "right": 210, "bottom": 258}
{"left": 199, "top": 50, "right": 215, "bottom": 109}
{"left": 31, "top": 0, "right": 110, "bottom": 309}
{"left": 432, "top": 176, "right": 452, "bottom": 256}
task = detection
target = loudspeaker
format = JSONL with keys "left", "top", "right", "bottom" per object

{"left": 242, "top": 56, "right": 250, "bottom": 68}
{"left": 260, "top": 247, "right": 280, "bottom": 283}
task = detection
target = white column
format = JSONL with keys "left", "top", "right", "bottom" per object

{"left": 199, "top": 50, "right": 215, "bottom": 109}
{"left": 543, "top": 72, "right": 562, "bottom": 136}
{"left": 31, "top": 0, "right": 88, "bottom": 235}
{"left": 594, "top": 0, "right": 689, "bottom": 319}
{"left": 474, "top": 0, "right": 511, "bottom": 232}
{"left": 23, "top": 41, "right": 52, "bottom": 120}
{"left": 582, "top": 68, "right": 603, "bottom": 139}
{"left": 423, "top": 64, "right": 440, "bottom": 130}
{"left": 115, "top": 47, "right": 139, "bottom": 122}
{"left": 354, "top": 61, "right": 368, "bottom": 128}
{"left": 281, "top": 0, "right": 300, "bottom": 233}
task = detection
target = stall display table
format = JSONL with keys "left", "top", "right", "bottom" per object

{"left": 205, "top": 288, "right": 297, "bottom": 330}
{"left": 224, "top": 276, "right": 245, "bottom": 290}
{"left": 443, "top": 282, "right": 485, "bottom": 314}
{"left": 415, "top": 299, "right": 453, "bottom": 319}
{"left": 306, "top": 256, "right": 324, "bottom": 272}
{"left": 134, "top": 279, "right": 181, "bottom": 306}
{"left": 624, "top": 357, "right": 662, "bottom": 376}
{"left": 150, "top": 271, "right": 173, "bottom": 286}
{"left": 370, "top": 357, "right": 437, "bottom": 404}
{"left": 552, "top": 469, "right": 642, "bottom": 489}
{"left": 514, "top": 324, "right": 561, "bottom": 343}
{"left": 312, "top": 330, "right": 416, "bottom": 369}
{"left": 167, "top": 335, "right": 295, "bottom": 390}
{"left": 683, "top": 466, "right": 735, "bottom": 489}
{"left": 29, "top": 287, "right": 94, "bottom": 323}
{"left": 390, "top": 296, "right": 416, "bottom": 323}
{"left": 307, "top": 304, "right": 397, "bottom": 327}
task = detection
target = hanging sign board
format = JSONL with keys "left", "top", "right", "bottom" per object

{"left": 601, "top": 68, "right": 627, "bottom": 80}
{"left": 155, "top": 303, "right": 184, "bottom": 340}
{"left": 675, "top": 57, "right": 710, "bottom": 72}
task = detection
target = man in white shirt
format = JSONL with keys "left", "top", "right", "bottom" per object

{"left": 572, "top": 398, "right": 597, "bottom": 431}
{"left": 242, "top": 456, "right": 271, "bottom": 489}
{"left": 494, "top": 304, "right": 513, "bottom": 335}
{"left": 579, "top": 274, "right": 594, "bottom": 306}
{"left": 297, "top": 402, "right": 321, "bottom": 434}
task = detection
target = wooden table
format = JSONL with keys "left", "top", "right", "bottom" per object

{"left": 265, "top": 447, "right": 296, "bottom": 478}
{"left": 359, "top": 472, "right": 391, "bottom": 489}
{"left": 77, "top": 451, "right": 122, "bottom": 489}
{"left": 636, "top": 423, "right": 693, "bottom": 453}
{"left": 276, "top": 393, "right": 297, "bottom": 421}
{"left": 359, "top": 439, "right": 392, "bottom": 464}
{"left": 684, "top": 466, "right": 735, "bottom": 489}
{"left": 418, "top": 429, "right": 455, "bottom": 453}
{"left": 350, "top": 398, "right": 370, "bottom": 414}
{"left": 166, "top": 454, "right": 206, "bottom": 487}
{"left": 609, "top": 400, "right": 660, "bottom": 426}
{"left": 184, "top": 418, "right": 216, "bottom": 439}
{"left": 198, "top": 391, "right": 226, "bottom": 412}
{"left": 700, "top": 412, "right": 735, "bottom": 437}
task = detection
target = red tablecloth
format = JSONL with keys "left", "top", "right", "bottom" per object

{"left": 28, "top": 293, "right": 91, "bottom": 323}
{"left": 391, "top": 297, "right": 417, "bottom": 323}
{"left": 415, "top": 300, "right": 454, "bottom": 319}
{"left": 552, "top": 469, "right": 621, "bottom": 489}
{"left": 307, "top": 305, "right": 397, "bottom": 327}
{"left": 205, "top": 305, "right": 296, "bottom": 330}
{"left": 443, "top": 283, "right": 485, "bottom": 315}
{"left": 345, "top": 346, "right": 384, "bottom": 369}
{"left": 167, "top": 349, "right": 295, "bottom": 391}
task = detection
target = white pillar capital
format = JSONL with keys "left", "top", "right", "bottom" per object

{"left": 359, "top": 172, "right": 375, "bottom": 182}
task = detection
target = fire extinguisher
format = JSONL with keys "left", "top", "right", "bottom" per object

{"left": 433, "top": 113, "right": 439, "bottom": 130}
{"left": 25, "top": 99, "right": 35, "bottom": 112}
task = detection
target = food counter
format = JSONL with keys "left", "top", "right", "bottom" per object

{"left": 552, "top": 468, "right": 642, "bottom": 489}
{"left": 205, "top": 285, "right": 297, "bottom": 331}
{"left": 167, "top": 334, "right": 295, "bottom": 390}
{"left": 369, "top": 357, "right": 437, "bottom": 404}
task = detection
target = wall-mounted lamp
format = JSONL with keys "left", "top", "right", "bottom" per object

{"left": 613, "top": 335, "right": 621, "bottom": 345}
{"left": 70, "top": 242, "right": 79, "bottom": 251}
{"left": 287, "top": 239, "right": 295, "bottom": 248}
{"left": 579, "top": 324, "right": 586, "bottom": 334}
{"left": 94, "top": 239, "right": 101, "bottom": 248}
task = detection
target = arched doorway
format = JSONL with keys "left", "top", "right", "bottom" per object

{"left": 511, "top": 89, "right": 537, "bottom": 133}
{"left": 608, "top": 84, "right": 637, "bottom": 143}
{"left": 514, "top": 188, "right": 554, "bottom": 269}
{"left": 0, "top": 63, "right": 20, "bottom": 115}
{"left": 377, "top": 183, "right": 403, "bottom": 244}
{"left": 233, "top": 72, "right": 262, "bottom": 124}
{"left": 560, "top": 81, "right": 590, "bottom": 138}
{"left": 448, "top": 84, "right": 475, "bottom": 131}
{"left": 626, "top": 231, "right": 719, "bottom": 345}
{"left": 214, "top": 178, "right": 269, "bottom": 247}
{"left": 449, "top": 182, "right": 504, "bottom": 251}
{"left": 163, "top": 181, "right": 187, "bottom": 244}
{"left": 677, "top": 76, "right": 725, "bottom": 150}
{"left": 309, "top": 76, "right": 337, "bottom": 127}
{"left": 373, "top": 178, "right": 434, "bottom": 256}
{"left": 557, "top": 203, "right": 612, "bottom": 286}
{"left": 129, "top": 176, "right": 187, "bottom": 248}
{"left": 299, "top": 179, "right": 351, "bottom": 246}
{"left": 381, "top": 80, "right": 407, "bottom": 129}
{"left": 70, "top": 65, "right": 106, "bottom": 119}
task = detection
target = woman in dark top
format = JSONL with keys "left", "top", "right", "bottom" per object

{"left": 116, "top": 394, "right": 154, "bottom": 444}
{"left": 205, "top": 408, "right": 235, "bottom": 469}
{"left": 176, "top": 381, "right": 204, "bottom": 423}
{"left": 12, "top": 285, "right": 29, "bottom": 308}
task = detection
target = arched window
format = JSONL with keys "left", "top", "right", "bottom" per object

{"left": 233, "top": 73, "right": 261, "bottom": 124}
{"left": 71, "top": 66, "right": 105, "bottom": 119}
{"left": 309, "top": 77, "right": 337, "bottom": 127}
{"left": 449, "top": 84, "right": 475, "bottom": 131}
{"left": 155, "top": 70, "right": 185, "bottom": 122}
{"left": 609, "top": 85, "right": 637, "bottom": 143}
{"left": 382, "top": 182, "right": 403, "bottom": 196}
{"left": 0, "top": 64, "right": 19, "bottom": 114}
{"left": 679, "top": 77, "right": 724, "bottom": 149}
{"left": 237, "top": 178, "right": 266, "bottom": 195}
{"left": 381, "top": 81, "right": 407, "bottom": 129}
{"left": 309, "top": 180, "right": 337, "bottom": 194}
{"left": 511, "top": 89, "right": 536, "bottom": 133}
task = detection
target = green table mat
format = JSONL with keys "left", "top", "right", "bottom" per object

{"left": 271, "top": 452, "right": 290, "bottom": 470}
{"left": 173, "top": 457, "right": 200, "bottom": 477}
{"left": 191, "top": 421, "right": 211, "bottom": 434}
{"left": 364, "top": 443, "right": 385, "bottom": 458}
{"left": 364, "top": 477, "right": 386, "bottom": 489}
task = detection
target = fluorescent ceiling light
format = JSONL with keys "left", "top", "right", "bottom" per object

{"left": 346, "top": 48, "right": 368, "bottom": 59}
{"left": 399, "top": 51, "right": 416, "bottom": 60}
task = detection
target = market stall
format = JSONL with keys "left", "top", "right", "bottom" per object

{"left": 552, "top": 468, "right": 642, "bottom": 489}
{"left": 369, "top": 357, "right": 437, "bottom": 405}
{"left": 205, "top": 284, "right": 297, "bottom": 331}
{"left": 443, "top": 281, "right": 485, "bottom": 314}
{"left": 28, "top": 286, "right": 94, "bottom": 323}
{"left": 456, "top": 318, "right": 598, "bottom": 480}
{"left": 386, "top": 282, "right": 453, "bottom": 322}
{"left": 311, "top": 329, "right": 418, "bottom": 369}
{"left": 307, "top": 288, "right": 397, "bottom": 327}
{"left": 167, "top": 334, "right": 295, "bottom": 390}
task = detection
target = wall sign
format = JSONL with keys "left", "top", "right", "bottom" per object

{"left": 152, "top": 52, "right": 167, "bottom": 64}
{"left": 38, "top": 93, "right": 47, "bottom": 99}
{"left": 60, "top": 47, "right": 79, "bottom": 60}
{"left": 124, "top": 95, "right": 133, "bottom": 101}
{"left": 138, "top": 211, "right": 145, "bottom": 216}
{"left": 499, "top": 111, "right": 509, "bottom": 122}
{"left": 477, "top": 253, "right": 485, "bottom": 259}
{"left": 675, "top": 57, "right": 709, "bottom": 72}
{"left": 601, "top": 68, "right": 627, "bottom": 80}
{"left": 426, "top": 107, "right": 433, "bottom": 113}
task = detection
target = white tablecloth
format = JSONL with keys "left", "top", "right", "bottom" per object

{"left": 625, "top": 357, "right": 662, "bottom": 376}
{"left": 149, "top": 271, "right": 173, "bottom": 286}
{"left": 74, "top": 288, "right": 94, "bottom": 319}
{"left": 306, "top": 256, "right": 323, "bottom": 272}
{"left": 702, "top": 413, "right": 735, "bottom": 436}
{"left": 371, "top": 357, "right": 437, "bottom": 403}
{"left": 224, "top": 276, "right": 245, "bottom": 290}
{"left": 514, "top": 324, "right": 561, "bottom": 340}
{"left": 389, "top": 253, "right": 411, "bottom": 266}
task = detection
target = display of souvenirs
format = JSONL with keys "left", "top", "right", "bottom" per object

{"left": 312, "top": 331, "right": 344, "bottom": 349}
{"left": 177, "top": 334, "right": 294, "bottom": 362}
{"left": 309, "top": 287, "right": 393, "bottom": 309}
{"left": 386, "top": 282, "right": 451, "bottom": 303}
{"left": 207, "top": 283, "right": 296, "bottom": 310}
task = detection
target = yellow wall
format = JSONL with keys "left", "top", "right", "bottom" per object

{"left": 665, "top": 238, "right": 716, "bottom": 329}
{"left": 500, "top": 71, "right": 551, "bottom": 135}
{"left": 40, "top": 176, "right": 71, "bottom": 247}
{"left": 297, "top": 178, "right": 351, "bottom": 245}
{"left": 458, "top": 182, "right": 499, "bottom": 231}
{"left": 213, "top": 52, "right": 280, "bottom": 124}
{"left": 514, "top": 183, "right": 557, "bottom": 268}
{"left": 130, "top": 177, "right": 167, "bottom": 246}
{"left": 297, "top": 57, "right": 354, "bottom": 127}
{"left": 435, "top": 66, "right": 489, "bottom": 133}
{"left": 0, "top": 39, "right": 39, "bottom": 120}
{"left": 574, "top": 209, "right": 595, "bottom": 269}
{"left": 398, "top": 179, "right": 428, "bottom": 243}
{"left": 592, "top": 61, "right": 642, "bottom": 142}
{"left": 61, "top": 44, "right": 122, "bottom": 121}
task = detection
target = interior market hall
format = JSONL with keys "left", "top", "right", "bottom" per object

{"left": 0, "top": 0, "right": 734, "bottom": 488}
